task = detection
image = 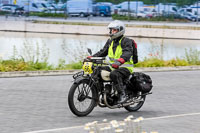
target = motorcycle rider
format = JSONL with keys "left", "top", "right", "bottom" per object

{"left": 88, "top": 20, "right": 134, "bottom": 104}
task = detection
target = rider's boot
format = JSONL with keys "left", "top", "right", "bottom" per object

{"left": 114, "top": 84, "right": 128, "bottom": 104}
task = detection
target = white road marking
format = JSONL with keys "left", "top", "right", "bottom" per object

{"left": 23, "top": 112, "right": 200, "bottom": 133}
{"left": 144, "top": 112, "right": 200, "bottom": 121}
{"left": 23, "top": 125, "right": 84, "bottom": 133}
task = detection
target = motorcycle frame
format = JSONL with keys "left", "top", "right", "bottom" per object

{"left": 72, "top": 60, "right": 151, "bottom": 109}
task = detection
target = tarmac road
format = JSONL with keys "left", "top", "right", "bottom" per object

{"left": 0, "top": 70, "right": 200, "bottom": 133}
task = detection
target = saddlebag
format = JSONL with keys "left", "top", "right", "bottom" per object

{"left": 129, "top": 72, "right": 153, "bottom": 93}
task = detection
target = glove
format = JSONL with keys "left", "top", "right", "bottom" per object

{"left": 111, "top": 58, "right": 125, "bottom": 69}
{"left": 83, "top": 56, "right": 92, "bottom": 63}
{"left": 87, "top": 56, "right": 92, "bottom": 59}
{"left": 117, "top": 58, "right": 125, "bottom": 64}
{"left": 112, "top": 61, "right": 121, "bottom": 69}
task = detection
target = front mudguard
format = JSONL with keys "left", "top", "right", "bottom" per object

{"left": 73, "top": 76, "right": 99, "bottom": 103}
{"left": 73, "top": 76, "right": 90, "bottom": 84}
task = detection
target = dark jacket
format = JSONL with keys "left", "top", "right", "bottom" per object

{"left": 93, "top": 36, "right": 133, "bottom": 62}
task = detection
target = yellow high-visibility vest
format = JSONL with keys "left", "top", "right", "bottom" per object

{"left": 108, "top": 37, "right": 133, "bottom": 73}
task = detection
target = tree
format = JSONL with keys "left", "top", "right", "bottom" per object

{"left": 176, "top": 0, "right": 198, "bottom": 6}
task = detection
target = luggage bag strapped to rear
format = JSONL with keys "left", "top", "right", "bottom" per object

{"left": 129, "top": 72, "right": 153, "bottom": 93}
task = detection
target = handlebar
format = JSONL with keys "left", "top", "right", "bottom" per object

{"left": 90, "top": 57, "right": 105, "bottom": 60}
{"left": 84, "top": 57, "right": 111, "bottom": 66}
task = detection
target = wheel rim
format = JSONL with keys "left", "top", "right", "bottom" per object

{"left": 80, "top": 13, "right": 84, "bottom": 17}
{"left": 126, "top": 92, "right": 145, "bottom": 109}
{"left": 73, "top": 83, "right": 93, "bottom": 112}
{"left": 130, "top": 96, "right": 145, "bottom": 108}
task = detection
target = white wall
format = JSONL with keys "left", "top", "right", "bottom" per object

{"left": 0, "top": 21, "right": 199, "bottom": 40}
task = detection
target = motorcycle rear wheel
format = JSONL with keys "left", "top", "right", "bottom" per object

{"left": 68, "top": 79, "right": 97, "bottom": 117}
{"left": 124, "top": 93, "right": 146, "bottom": 112}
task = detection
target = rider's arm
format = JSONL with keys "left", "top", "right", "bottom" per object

{"left": 93, "top": 39, "right": 111, "bottom": 57}
{"left": 120, "top": 38, "right": 133, "bottom": 62}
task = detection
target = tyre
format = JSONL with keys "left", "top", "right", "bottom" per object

{"left": 80, "top": 13, "right": 85, "bottom": 17}
{"left": 68, "top": 79, "right": 97, "bottom": 116}
{"left": 124, "top": 92, "right": 146, "bottom": 112}
{"left": 100, "top": 13, "right": 105, "bottom": 17}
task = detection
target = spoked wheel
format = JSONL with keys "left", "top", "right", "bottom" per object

{"left": 124, "top": 92, "right": 146, "bottom": 112}
{"left": 68, "top": 79, "right": 97, "bottom": 116}
{"left": 80, "top": 13, "right": 85, "bottom": 17}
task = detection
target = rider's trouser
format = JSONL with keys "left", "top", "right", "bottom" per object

{"left": 101, "top": 66, "right": 131, "bottom": 92}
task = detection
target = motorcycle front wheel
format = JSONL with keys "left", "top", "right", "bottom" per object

{"left": 68, "top": 79, "right": 97, "bottom": 117}
{"left": 124, "top": 93, "right": 146, "bottom": 112}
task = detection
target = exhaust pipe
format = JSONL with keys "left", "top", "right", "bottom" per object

{"left": 103, "top": 93, "right": 144, "bottom": 109}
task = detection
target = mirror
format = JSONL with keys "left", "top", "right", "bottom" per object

{"left": 87, "top": 48, "right": 92, "bottom": 55}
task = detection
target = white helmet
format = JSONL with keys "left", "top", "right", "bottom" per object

{"left": 108, "top": 20, "right": 125, "bottom": 40}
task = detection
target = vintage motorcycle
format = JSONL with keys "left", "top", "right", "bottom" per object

{"left": 68, "top": 49, "right": 153, "bottom": 117}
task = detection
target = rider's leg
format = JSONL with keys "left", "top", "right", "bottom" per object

{"left": 110, "top": 68, "right": 131, "bottom": 104}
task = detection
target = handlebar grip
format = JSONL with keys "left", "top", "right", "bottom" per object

{"left": 90, "top": 57, "right": 105, "bottom": 60}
